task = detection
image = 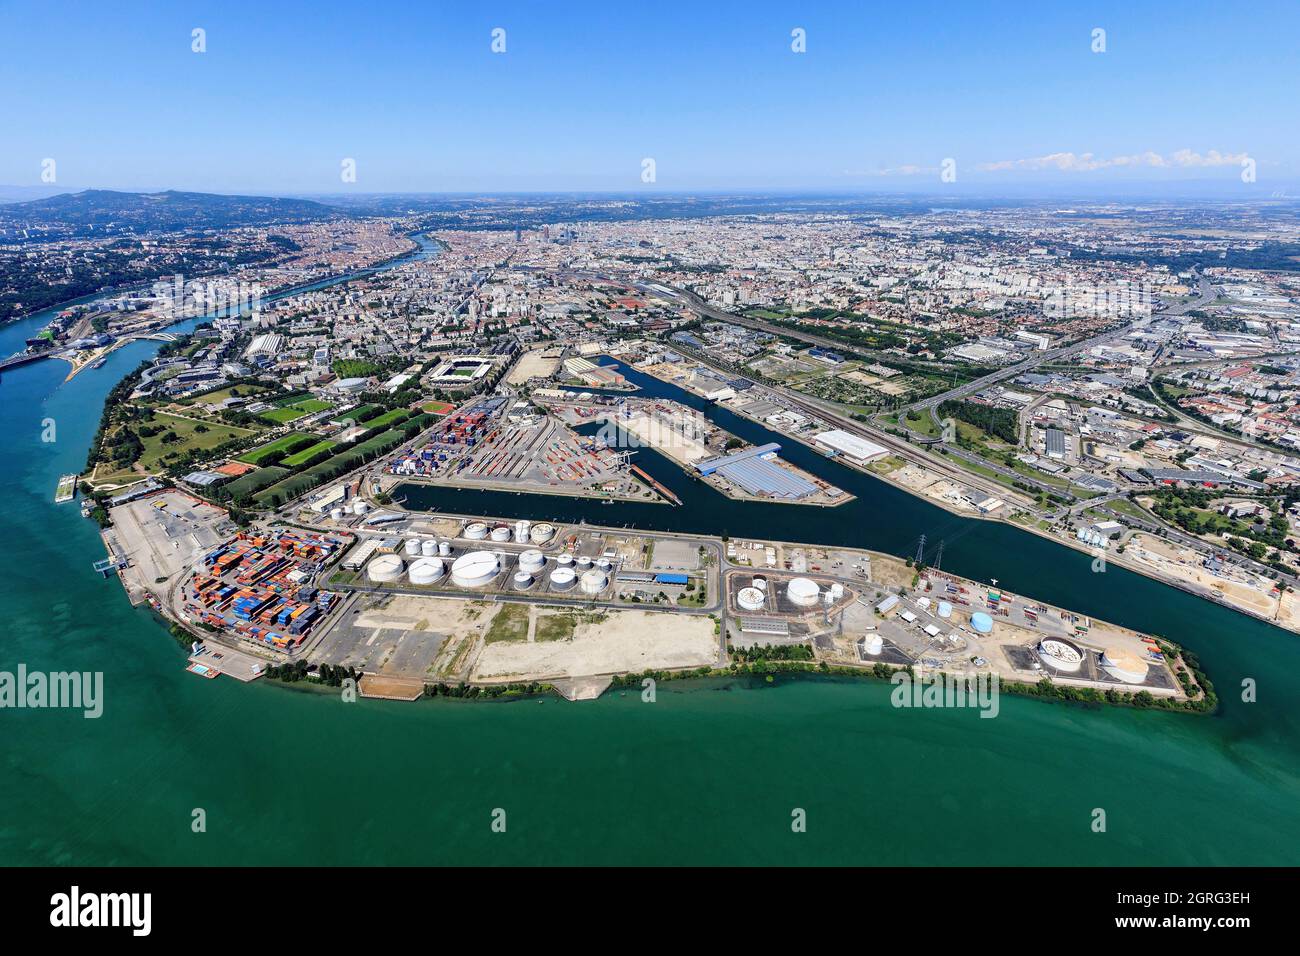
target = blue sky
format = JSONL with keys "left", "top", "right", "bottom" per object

{"left": 1, "top": 0, "right": 1296, "bottom": 195}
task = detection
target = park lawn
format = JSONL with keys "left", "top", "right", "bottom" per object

{"left": 138, "top": 413, "right": 257, "bottom": 471}
{"left": 282, "top": 440, "right": 338, "bottom": 467}
{"left": 236, "top": 432, "right": 319, "bottom": 465}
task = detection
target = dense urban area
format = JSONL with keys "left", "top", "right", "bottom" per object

{"left": 13, "top": 188, "right": 1299, "bottom": 706}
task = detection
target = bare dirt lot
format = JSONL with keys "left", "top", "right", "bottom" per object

{"left": 472, "top": 608, "right": 717, "bottom": 681}
{"left": 1125, "top": 532, "right": 1285, "bottom": 622}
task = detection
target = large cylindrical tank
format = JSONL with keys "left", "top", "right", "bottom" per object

{"left": 512, "top": 571, "right": 534, "bottom": 591}
{"left": 829, "top": 583, "right": 845, "bottom": 601}
{"left": 329, "top": 507, "right": 344, "bottom": 522}
{"left": 367, "top": 554, "right": 404, "bottom": 584}
{"left": 421, "top": 539, "right": 439, "bottom": 557}
{"left": 353, "top": 500, "right": 370, "bottom": 516}
{"left": 596, "top": 557, "right": 611, "bottom": 570}
{"left": 518, "top": 550, "right": 545, "bottom": 574}
{"left": 490, "top": 525, "right": 511, "bottom": 542}
{"left": 579, "top": 568, "right": 608, "bottom": 595}
{"left": 438, "top": 540, "right": 452, "bottom": 557}
{"left": 464, "top": 522, "right": 488, "bottom": 540}
{"left": 786, "top": 577, "right": 820, "bottom": 608}
{"left": 408, "top": 557, "right": 445, "bottom": 585}
{"left": 863, "top": 634, "right": 884, "bottom": 656}
{"left": 753, "top": 577, "right": 767, "bottom": 591}
{"left": 937, "top": 600, "right": 953, "bottom": 619}
{"left": 514, "top": 520, "right": 531, "bottom": 543}
{"left": 737, "top": 586, "right": 765, "bottom": 612}
{"left": 549, "top": 567, "right": 577, "bottom": 591}
{"left": 450, "top": 551, "right": 499, "bottom": 588}
{"left": 576, "top": 555, "right": 592, "bottom": 569}
{"left": 530, "top": 523, "right": 556, "bottom": 544}
{"left": 404, "top": 539, "right": 421, "bottom": 557}
{"left": 557, "top": 553, "right": 574, "bottom": 567}
{"left": 1100, "top": 647, "right": 1149, "bottom": 684}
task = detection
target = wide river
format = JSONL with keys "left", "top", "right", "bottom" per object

{"left": 2, "top": 250, "right": 1298, "bottom": 865}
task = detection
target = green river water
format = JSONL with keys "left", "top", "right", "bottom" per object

{"left": 2, "top": 265, "right": 1298, "bottom": 865}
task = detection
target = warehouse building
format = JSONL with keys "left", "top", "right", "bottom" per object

{"left": 812, "top": 429, "right": 888, "bottom": 464}
{"left": 694, "top": 443, "right": 818, "bottom": 500}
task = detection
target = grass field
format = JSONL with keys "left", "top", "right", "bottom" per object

{"left": 138, "top": 413, "right": 256, "bottom": 471}
{"left": 223, "top": 466, "right": 291, "bottom": 499}
{"left": 235, "top": 432, "right": 319, "bottom": 465}
{"left": 282, "top": 440, "right": 338, "bottom": 467}
{"left": 338, "top": 404, "right": 380, "bottom": 421}
{"left": 182, "top": 384, "right": 268, "bottom": 406}
{"left": 363, "top": 408, "right": 411, "bottom": 429}
{"left": 251, "top": 415, "right": 435, "bottom": 506}
{"left": 421, "top": 400, "right": 454, "bottom": 415}
{"left": 485, "top": 604, "right": 530, "bottom": 643}
{"left": 259, "top": 398, "right": 333, "bottom": 424}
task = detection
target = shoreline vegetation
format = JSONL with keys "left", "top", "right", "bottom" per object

{"left": 256, "top": 639, "right": 1216, "bottom": 714}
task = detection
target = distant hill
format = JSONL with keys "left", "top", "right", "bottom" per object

{"left": 0, "top": 189, "right": 343, "bottom": 234}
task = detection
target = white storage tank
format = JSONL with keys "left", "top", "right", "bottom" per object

{"left": 577, "top": 555, "right": 593, "bottom": 569}
{"left": 596, "top": 557, "right": 611, "bottom": 570}
{"left": 786, "top": 577, "right": 820, "bottom": 608}
{"left": 464, "top": 522, "right": 488, "bottom": 540}
{"left": 518, "top": 550, "right": 545, "bottom": 574}
{"left": 530, "top": 523, "right": 556, "bottom": 544}
{"left": 490, "top": 525, "right": 511, "bottom": 542}
{"left": 512, "top": 571, "right": 534, "bottom": 591}
{"left": 737, "top": 586, "right": 766, "bottom": 612}
{"left": 863, "top": 633, "right": 884, "bottom": 656}
{"left": 579, "top": 568, "right": 608, "bottom": 595}
{"left": 1100, "top": 647, "right": 1150, "bottom": 684}
{"left": 450, "top": 551, "right": 499, "bottom": 588}
{"left": 353, "top": 500, "right": 370, "bottom": 516}
{"left": 514, "top": 520, "right": 531, "bottom": 543}
{"left": 829, "top": 583, "right": 845, "bottom": 601}
{"left": 421, "top": 539, "right": 439, "bottom": 557}
{"left": 367, "top": 554, "right": 405, "bottom": 584}
{"left": 329, "top": 507, "right": 344, "bottom": 522}
{"left": 408, "top": 557, "right": 445, "bottom": 586}
{"left": 557, "top": 553, "right": 574, "bottom": 567}
{"left": 404, "top": 539, "right": 421, "bottom": 557}
{"left": 937, "top": 601, "right": 953, "bottom": 619}
{"left": 549, "top": 567, "right": 577, "bottom": 591}
{"left": 438, "top": 540, "right": 452, "bottom": 556}
{"left": 753, "top": 577, "right": 768, "bottom": 591}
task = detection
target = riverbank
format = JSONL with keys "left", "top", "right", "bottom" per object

{"left": 617, "top": 351, "right": 1300, "bottom": 637}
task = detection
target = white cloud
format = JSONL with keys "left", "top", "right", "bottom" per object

{"left": 977, "top": 149, "right": 1248, "bottom": 173}
{"left": 843, "top": 164, "right": 938, "bottom": 177}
